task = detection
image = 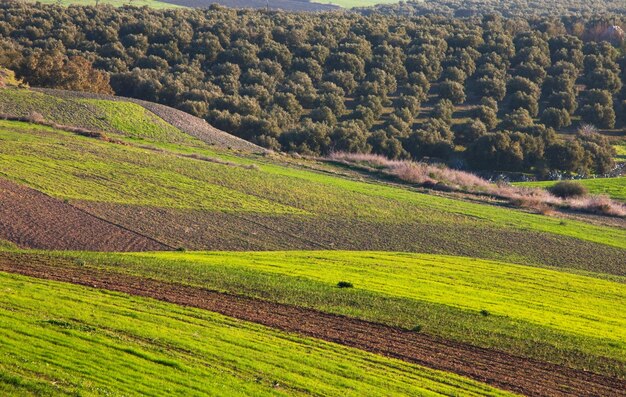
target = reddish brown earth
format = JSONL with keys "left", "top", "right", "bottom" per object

{"left": 0, "top": 179, "right": 168, "bottom": 251}
{"left": 1, "top": 252, "right": 623, "bottom": 397}
{"left": 74, "top": 200, "right": 626, "bottom": 276}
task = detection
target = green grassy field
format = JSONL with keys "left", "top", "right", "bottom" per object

{"left": 25, "top": 0, "right": 180, "bottom": 8}
{"left": 0, "top": 271, "right": 513, "bottom": 396}
{"left": 44, "top": 249, "right": 626, "bottom": 378}
{"left": 516, "top": 177, "right": 626, "bottom": 202}
{"left": 1, "top": 119, "right": 624, "bottom": 254}
{"left": 0, "top": 89, "right": 200, "bottom": 145}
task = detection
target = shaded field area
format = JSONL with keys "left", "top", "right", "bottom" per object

{"left": 0, "top": 270, "right": 514, "bottom": 396}
{"left": 517, "top": 177, "right": 626, "bottom": 202}
{"left": 6, "top": 250, "right": 625, "bottom": 380}
{"left": 0, "top": 178, "right": 167, "bottom": 251}
{"left": 0, "top": 118, "right": 624, "bottom": 273}
{"left": 0, "top": 254, "right": 624, "bottom": 396}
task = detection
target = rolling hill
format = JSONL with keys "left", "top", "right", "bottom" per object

{"left": 0, "top": 87, "right": 624, "bottom": 396}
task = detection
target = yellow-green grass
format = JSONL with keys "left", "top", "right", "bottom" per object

{"left": 0, "top": 89, "right": 200, "bottom": 145}
{"left": 0, "top": 121, "right": 299, "bottom": 213}
{"left": 516, "top": 177, "right": 626, "bottom": 202}
{"left": 50, "top": 250, "right": 626, "bottom": 377}
{"left": 1, "top": 119, "right": 624, "bottom": 254}
{"left": 24, "top": 0, "right": 181, "bottom": 8}
{"left": 615, "top": 143, "right": 626, "bottom": 162}
{"left": 0, "top": 271, "right": 513, "bottom": 396}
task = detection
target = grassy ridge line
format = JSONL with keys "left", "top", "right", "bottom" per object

{"left": 516, "top": 177, "right": 626, "bottom": 202}
{"left": 0, "top": 271, "right": 514, "bottom": 397}
{"left": 55, "top": 250, "right": 626, "bottom": 377}
{"left": 0, "top": 89, "right": 201, "bottom": 145}
{"left": 1, "top": 120, "right": 625, "bottom": 251}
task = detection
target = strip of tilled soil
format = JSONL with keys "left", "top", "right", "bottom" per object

{"left": 74, "top": 201, "right": 626, "bottom": 276}
{"left": 0, "top": 179, "right": 168, "bottom": 251}
{"left": 0, "top": 253, "right": 623, "bottom": 397}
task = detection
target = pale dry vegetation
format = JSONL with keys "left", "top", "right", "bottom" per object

{"left": 329, "top": 152, "right": 626, "bottom": 217}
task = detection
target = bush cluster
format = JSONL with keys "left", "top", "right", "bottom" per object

{"left": 0, "top": 2, "right": 623, "bottom": 174}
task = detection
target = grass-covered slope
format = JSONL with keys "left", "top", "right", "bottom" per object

{"left": 53, "top": 250, "right": 626, "bottom": 378}
{"left": 0, "top": 271, "right": 513, "bottom": 397}
{"left": 0, "top": 89, "right": 198, "bottom": 144}
{"left": 0, "top": 88, "right": 261, "bottom": 150}
{"left": 517, "top": 177, "right": 626, "bottom": 202}
{"left": 0, "top": 119, "right": 625, "bottom": 273}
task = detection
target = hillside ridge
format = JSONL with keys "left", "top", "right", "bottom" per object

{"left": 32, "top": 88, "right": 265, "bottom": 152}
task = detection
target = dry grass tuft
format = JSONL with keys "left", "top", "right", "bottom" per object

{"left": 329, "top": 152, "right": 625, "bottom": 218}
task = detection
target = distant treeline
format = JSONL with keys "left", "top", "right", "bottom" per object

{"left": 0, "top": 1, "right": 624, "bottom": 175}
{"left": 357, "top": 0, "right": 626, "bottom": 18}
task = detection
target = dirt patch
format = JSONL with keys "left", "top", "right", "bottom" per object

{"left": 0, "top": 179, "right": 168, "bottom": 251}
{"left": 0, "top": 252, "right": 623, "bottom": 397}
{"left": 73, "top": 201, "right": 626, "bottom": 276}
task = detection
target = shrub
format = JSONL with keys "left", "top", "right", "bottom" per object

{"left": 337, "top": 281, "right": 354, "bottom": 288}
{"left": 548, "top": 181, "right": 588, "bottom": 198}
{"left": 480, "top": 309, "right": 491, "bottom": 317}
{"left": 411, "top": 324, "right": 422, "bottom": 332}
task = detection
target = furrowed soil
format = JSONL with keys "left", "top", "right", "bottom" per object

{"left": 75, "top": 200, "right": 626, "bottom": 275}
{"left": 0, "top": 179, "right": 168, "bottom": 251}
{"left": 0, "top": 252, "right": 623, "bottom": 397}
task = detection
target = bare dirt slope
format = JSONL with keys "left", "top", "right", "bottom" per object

{"left": 34, "top": 88, "right": 263, "bottom": 152}
{"left": 0, "top": 252, "right": 623, "bottom": 397}
{"left": 0, "top": 179, "right": 168, "bottom": 251}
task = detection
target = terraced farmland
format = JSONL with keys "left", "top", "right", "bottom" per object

{"left": 0, "top": 88, "right": 624, "bottom": 397}
{"left": 0, "top": 119, "right": 624, "bottom": 274}
{"left": 18, "top": 249, "right": 624, "bottom": 379}
{"left": 0, "top": 271, "right": 515, "bottom": 396}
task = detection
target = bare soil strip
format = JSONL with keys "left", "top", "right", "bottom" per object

{"left": 0, "top": 179, "right": 168, "bottom": 251}
{"left": 0, "top": 253, "right": 623, "bottom": 397}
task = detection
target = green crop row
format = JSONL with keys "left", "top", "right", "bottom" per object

{"left": 50, "top": 250, "right": 626, "bottom": 378}
{"left": 0, "top": 271, "right": 513, "bottom": 396}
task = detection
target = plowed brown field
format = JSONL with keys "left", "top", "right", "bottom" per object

{"left": 73, "top": 200, "right": 626, "bottom": 275}
{"left": 0, "top": 179, "right": 168, "bottom": 251}
{"left": 0, "top": 252, "right": 623, "bottom": 397}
